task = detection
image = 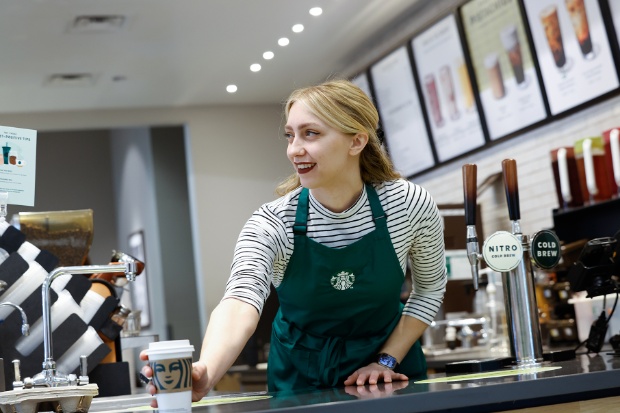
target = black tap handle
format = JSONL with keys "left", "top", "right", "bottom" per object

{"left": 502, "top": 159, "right": 521, "bottom": 221}
{"left": 462, "top": 164, "right": 477, "bottom": 226}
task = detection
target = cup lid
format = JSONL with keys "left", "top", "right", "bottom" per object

{"left": 146, "top": 339, "right": 194, "bottom": 357}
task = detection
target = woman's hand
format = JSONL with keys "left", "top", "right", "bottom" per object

{"left": 139, "top": 350, "right": 159, "bottom": 408}
{"left": 344, "top": 380, "right": 409, "bottom": 399}
{"left": 190, "top": 360, "right": 210, "bottom": 402}
{"left": 139, "top": 351, "right": 212, "bottom": 407}
{"left": 343, "top": 362, "right": 409, "bottom": 386}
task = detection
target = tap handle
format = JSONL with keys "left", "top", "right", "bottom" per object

{"left": 502, "top": 159, "right": 521, "bottom": 221}
{"left": 462, "top": 164, "right": 478, "bottom": 226}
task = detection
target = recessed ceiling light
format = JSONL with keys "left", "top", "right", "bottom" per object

{"left": 292, "top": 24, "right": 304, "bottom": 33}
{"left": 309, "top": 7, "right": 323, "bottom": 16}
{"left": 46, "top": 73, "right": 96, "bottom": 87}
{"left": 278, "top": 37, "right": 290, "bottom": 46}
{"left": 226, "top": 85, "right": 238, "bottom": 93}
{"left": 250, "top": 63, "right": 262, "bottom": 72}
{"left": 263, "top": 51, "right": 274, "bottom": 60}
{"left": 71, "top": 15, "right": 126, "bottom": 32}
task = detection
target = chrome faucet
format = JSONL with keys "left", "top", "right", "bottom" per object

{"left": 0, "top": 301, "right": 30, "bottom": 336}
{"left": 33, "top": 261, "right": 138, "bottom": 387}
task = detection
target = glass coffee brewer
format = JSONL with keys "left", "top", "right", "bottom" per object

{"left": 459, "top": 159, "right": 563, "bottom": 372}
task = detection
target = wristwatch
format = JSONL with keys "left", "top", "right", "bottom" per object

{"left": 376, "top": 353, "right": 399, "bottom": 370}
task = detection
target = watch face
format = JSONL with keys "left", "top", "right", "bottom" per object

{"left": 378, "top": 353, "right": 398, "bottom": 369}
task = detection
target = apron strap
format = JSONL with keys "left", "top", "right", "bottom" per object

{"left": 294, "top": 184, "right": 387, "bottom": 235}
{"left": 366, "top": 184, "right": 387, "bottom": 229}
{"left": 293, "top": 188, "right": 310, "bottom": 235}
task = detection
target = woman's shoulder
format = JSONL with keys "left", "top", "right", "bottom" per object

{"left": 372, "top": 179, "right": 431, "bottom": 201}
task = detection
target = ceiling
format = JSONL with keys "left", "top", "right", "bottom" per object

{"left": 0, "top": 0, "right": 429, "bottom": 115}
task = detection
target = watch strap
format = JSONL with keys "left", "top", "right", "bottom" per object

{"left": 376, "top": 353, "right": 399, "bottom": 370}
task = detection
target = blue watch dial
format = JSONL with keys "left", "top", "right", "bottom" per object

{"left": 376, "top": 353, "right": 398, "bottom": 370}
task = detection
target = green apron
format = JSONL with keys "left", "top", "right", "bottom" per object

{"left": 267, "top": 184, "right": 426, "bottom": 392}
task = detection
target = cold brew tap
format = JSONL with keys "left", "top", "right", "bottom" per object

{"left": 502, "top": 159, "right": 522, "bottom": 234}
{"left": 462, "top": 164, "right": 481, "bottom": 290}
{"left": 500, "top": 158, "right": 544, "bottom": 366}
{"left": 461, "top": 159, "right": 548, "bottom": 367}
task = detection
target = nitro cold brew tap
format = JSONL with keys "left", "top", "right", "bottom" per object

{"left": 462, "top": 164, "right": 481, "bottom": 291}
{"left": 501, "top": 159, "right": 544, "bottom": 367}
{"left": 461, "top": 159, "right": 552, "bottom": 368}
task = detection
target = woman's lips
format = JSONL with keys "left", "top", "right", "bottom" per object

{"left": 296, "top": 163, "right": 316, "bottom": 174}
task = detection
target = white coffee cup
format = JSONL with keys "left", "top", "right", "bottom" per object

{"left": 145, "top": 339, "right": 195, "bottom": 412}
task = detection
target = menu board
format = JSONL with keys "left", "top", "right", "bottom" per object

{"left": 523, "top": 0, "right": 619, "bottom": 115}
{"left": 370, "top": 47, "right": 435, "bottom": 176}
{"left": 351, "top": 72, "right": 373, "bottom": 100}
{"left": 609, "top": 0, "right": 620, "bottom": 47}
{"left": 461, "top": 0, "right": 547, "bottom": 140}
{"left": 411, "top": 14, "right": 486, "bottom": 162}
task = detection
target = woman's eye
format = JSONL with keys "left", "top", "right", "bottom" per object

{"left": 306, "top": 130, "right": 318, "bottom": 137}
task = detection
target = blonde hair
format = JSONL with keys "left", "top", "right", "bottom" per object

{"left": 275, "top": 79, "right": 400, "bottom": 196}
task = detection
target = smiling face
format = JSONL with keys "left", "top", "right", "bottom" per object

{"left": 285, "top": 101, "right": 367, "bottom": 199}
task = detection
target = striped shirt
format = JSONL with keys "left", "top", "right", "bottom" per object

{"left": 223, "top": 179, "right": 446, "bottom": 325}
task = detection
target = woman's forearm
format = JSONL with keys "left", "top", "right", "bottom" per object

{"left": 198, "top": 298, "right": 261, "bottom": 389}
{"left": 378, "top": 315, "right": 428, "bottom": 362}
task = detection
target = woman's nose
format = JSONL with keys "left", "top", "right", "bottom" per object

{"left": 288, "top": 137, "right": 305, "bottom": 156}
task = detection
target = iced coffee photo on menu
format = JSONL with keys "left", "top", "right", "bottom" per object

{"left": 460, "top": 0, "right": 547, "bottom": 140}
{"left": 411, "top": 14, "right": 486, "bottom": 163}
{"left": 523, "top": 0, "right": 619, "bottom": 115}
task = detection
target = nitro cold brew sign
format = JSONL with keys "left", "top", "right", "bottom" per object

{"left": 482, "top": 231, "right": 523, "bottom": 272}
{"left": 531, "top": 230, "right": 561, "bottom": 269}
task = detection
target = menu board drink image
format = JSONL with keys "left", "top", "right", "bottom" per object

{"left": 370, "top": 47, "right": 435, "bottom": 176}
{"left": 461, "top": 0, "right": 547, "bottom": 140}
{"left": 411, "top": 14, "right": 486, "bottom": 163}
{"left": 523, "top": 0, "right": 619, "bottom": 115}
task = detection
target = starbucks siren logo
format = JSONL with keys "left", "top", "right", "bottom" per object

{"left": 331, "top": 271, "right": 355, "bottom": 291}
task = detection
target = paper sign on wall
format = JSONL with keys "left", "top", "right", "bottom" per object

{"left": 0, "top": 125, "right": 37, "bottom": 206}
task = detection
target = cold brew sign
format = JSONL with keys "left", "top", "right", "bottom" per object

{"left": 531, "top": 230, "right": 562, "bottom": 269}
{"left": 482, "top": 231, "right": 523, "bottom": 272}
{"left": 461, "top": 0, "right": 547, "bottom": 140}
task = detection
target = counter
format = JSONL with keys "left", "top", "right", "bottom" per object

{"left": 89, "top": 352, "right": 620, "bottom": 413}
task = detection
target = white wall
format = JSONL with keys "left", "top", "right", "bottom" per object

{"left": 0, "top": 104, "right": 289, "bottom": 332}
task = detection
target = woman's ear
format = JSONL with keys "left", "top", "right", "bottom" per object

{"left": 349, "top": 133, "right": 369, "bottom": 156}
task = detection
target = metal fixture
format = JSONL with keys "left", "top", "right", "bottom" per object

{"left": 0, "top": 301, "right": 30, "bottom": 337}
{"left": 462, "top": 160, "right": 546, "bottom": 368}
{"left": 33, "top": 262, "right": 138, "bottom": 387}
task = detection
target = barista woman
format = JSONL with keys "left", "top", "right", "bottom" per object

{"left": 141, "top": 79, "right": 446, "bottom": 401}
